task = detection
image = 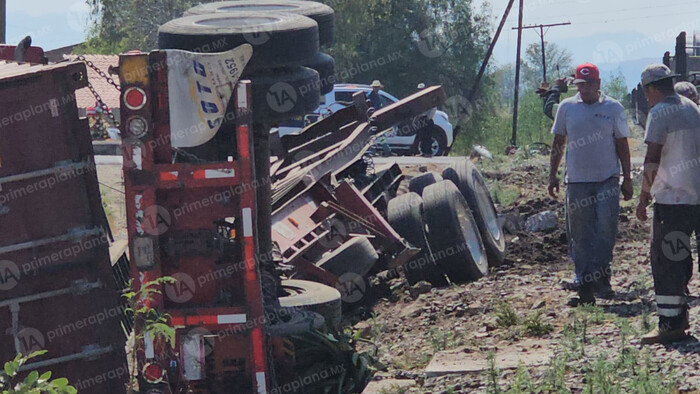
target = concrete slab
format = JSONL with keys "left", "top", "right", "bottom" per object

{"left": 362, "top": 379, "right": 416, "bottom": 393}
{"left": 425, "top": 339, "right": 552, "bottom": 376}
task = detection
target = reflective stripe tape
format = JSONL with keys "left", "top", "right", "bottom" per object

{"left": 217, "top": 314, "right": 246, "bottom": 324}
{"left": 171, "top": 317, "right": 186, "bottom": 326}
{"left": 656, "top": 295, "right": 684, "bottom": 305}
{"left": 238, "top": 84, "right": 248, "bottom": 108}
{"left": 204, "top": 169, "right": 235, "bottom": 179}
{"left": 657, "top": 307, "right": 684, "bottom": 317}
{"left": 133, "top": 146, "right": 143, "bottom": 169}
{"left": 144, "top": 331, "right": 155, "bottom": 359}
{"left": 160, "top": 171, "right": 178, "bottom": 181}
{"left": 243, "top": 208, "right": 253, "bottom": 237}
{"left": 256, "top": 372, "right": 266, "bottom": 394}
{"left": 192, "top": 169, "right": 235, "bottom": 179}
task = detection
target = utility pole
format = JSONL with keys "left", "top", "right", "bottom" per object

{"left": 510, "top": 20, "right": 570, "bottom": 146}
{"left": 511, "top": 0, "right": 523, "bottom": 147}
{"left": 0, "top": 0, "right": 6, "bottom": 44}
{"left": 467, "top": 0, "right": 515, "bottom": 102}
{"left": 512, "top": 22, "right": 571, "bottom": 84}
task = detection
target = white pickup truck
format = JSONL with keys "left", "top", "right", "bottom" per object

{"left": 276, "top": 83, "right": 457, "bottom": 156}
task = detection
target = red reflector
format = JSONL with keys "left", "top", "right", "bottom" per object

{"left": 193, "top": 170, "right": 206, "bottom": 179}
{"left": 124, "top": 87, "right": 147, "bottom": 110}
{"left": 143, "top": 363, "right": 165, "bottom": 383}
{"left": 186, "top": 315, "right": 218, "bottom": 325}
{"left": 171, "top": 316, "right": 185, "bottom": 326}
{"left": 160, "top": 171, "right": 178, "bottom": 181}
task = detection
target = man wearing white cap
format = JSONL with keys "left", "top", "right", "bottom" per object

{"left": 368, "top": 80, "right": 384, "bottom": 110}
{"left": 637, "top": 64, "right": 700, "bottom": 344}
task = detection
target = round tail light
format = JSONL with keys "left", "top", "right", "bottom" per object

{"left": 143, "top": 362, "right": 165, "bottom": 384}
{"left": 124, "top": 87, "right": 147, "bottom": 110}
{"left": 127, "top": 116, "right": 148, "bottom": 137}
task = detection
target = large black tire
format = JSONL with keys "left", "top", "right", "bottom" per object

{"left": 184, "top": 0, "right": 335, "bottom": 47}
{"left": 442, "top": 161, "right": 506, "bottom": 266}
{"left": 279, "top": 279, "right": 342, "bottom": 328}
{"left": 420, "top": 127, "right": 448, "bottom": 156}
{"left": 245, "top": 66, "right": 320, "bottom": 122}
{"left": 304, "top": 52, "right": 335, "bottom": 95}
{"left": 422, "top": 180, "right": 489, "bottom": 282}
{"left": 387, "top": 193, "right": 448, "bottom": 286}
{"left": 158, "top": 12, "right": 319, "bottom": 68}
{"left": 315, "top": 236, "right": 378, "bottom": 277}
{"left": 408, "top": 171, "right": 443, "bottom": 196}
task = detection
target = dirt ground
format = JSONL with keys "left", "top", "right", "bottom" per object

{"left": 96, "top": 124, "right": 700, "bottom": 393}
{"left": 354, "top": 126, "right": 700, "bottom": 393}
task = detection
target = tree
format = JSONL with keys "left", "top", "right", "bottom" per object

{"left": 82, "top": 0, "right": 210, "bottom": 53}
{"left": 602, "top": 69, "right": 629, "bottom": 106}
{"left": 523, "top": 41, "right": 574, "bottom": 90}
{"left": 322, "top": 0, "right": 493, "bottom": 99}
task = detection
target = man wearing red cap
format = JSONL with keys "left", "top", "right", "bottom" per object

{"left": 548, "top": 63, "right": 633, "bottom": 306}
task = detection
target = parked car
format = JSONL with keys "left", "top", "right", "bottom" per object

{"left": 275, "top": 84, "right": 458, "bottom": 156}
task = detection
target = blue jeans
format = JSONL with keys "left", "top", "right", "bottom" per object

{"left": 565, "top": 177, "right": 620, "bottom": 285}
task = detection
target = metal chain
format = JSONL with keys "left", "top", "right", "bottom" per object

{"left": 77, "top": 55, "right": 121, "bottom": 91}
{"left": 76, "top": 55, "right": 121, "bottom": 128}
{"left": 362, "top": 152, "right": 375, "bottom": 176}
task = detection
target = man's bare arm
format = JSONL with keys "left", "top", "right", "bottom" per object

{"left": 548, "top": 134, "right": 567, "bottom": 198}
{"left": 615, "top": 137, "right": 633, "bottom": 200}
{"left": 636, "top": 142, "right": 663, "bottom": 220}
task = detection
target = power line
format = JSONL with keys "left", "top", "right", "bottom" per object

{"left": 512, "top": 22, "right": 571, "bottom": 83}
{"left": 576, "top": 10, "right": 700, "bottom": 25}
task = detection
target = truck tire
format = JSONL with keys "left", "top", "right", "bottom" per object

{"left": 387, "top": 193, "right": 447, "bottom": 286}
{"left": 266, "top": 310, "right": 325, "bottom": 337}
{"left": 408, "top": 171, "right": 443, "bottom": 196}
{"left": 442, "top": 161, "right": 506, "bottom": 266}
{"left": 304, "top": 52, "right": 335, "bottom": 95}
{"left": 279, "top": 279, "right": 342, "bottom": 328}
{"left": 245, "top": 66, "right": 320, "bottom": 122}
{"left": 184, "top": 0, "right": 335, "bottom": 47}
{"left": 315, "top": 236, "right": 378, "bottom": 277}
{"left": 420, "top": 127, "right": 448, "bottom": 156}
{"left": 422, "top": 180, "right": 489, "bottom": 282}
{"left": 158, "top": 12, "right": 319, "bottom": 68}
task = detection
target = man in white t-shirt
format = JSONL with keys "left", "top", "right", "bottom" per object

{"left": 636, "top": 64, "right": 700, "bottom": 344}
{"left": 549, "top": 63, "right": 633, "bottom": 306}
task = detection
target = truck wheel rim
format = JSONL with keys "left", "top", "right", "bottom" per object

{"left": 455, "top": 200, "right": 485, "bottom": 267}
{"left": 475, "top": 173, "right": 501, "bottom": 240}
{"left": 430, "top": 138, "right": 440, "bottom": 155}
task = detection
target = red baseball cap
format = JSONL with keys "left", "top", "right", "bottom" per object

{"left": 573, "top": 63, "right": 600, "bottom": 83}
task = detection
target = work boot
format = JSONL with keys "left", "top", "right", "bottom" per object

{"left": 594, "top": 275, "right": 615, "bottom": 300}
{"left": 567, "top": 282, "right": 595, "bottom": 307}
{"left": 641, "top": 326, "right": 688, "bottom": 345}
{"left": 642, "top": 310, "right": 690, "bottom": 345}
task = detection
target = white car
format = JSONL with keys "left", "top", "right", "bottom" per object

{"left": 277, "top": 84, "right": 457, "bottom": 156}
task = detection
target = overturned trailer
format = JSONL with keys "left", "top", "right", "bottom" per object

{"left": 0, "top": 57, "right": 128, "bottom": 392}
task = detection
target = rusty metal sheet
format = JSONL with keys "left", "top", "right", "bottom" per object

{"left": 0, "top": 60, "right": 85, "bottom": 86}
{"left": 0, "top": 46, "right": 46, "bottom": 64}
{"left": 372, "top": 86, "right": 447, "bottom": 130}
{"left": 0, "top": 59, "right": 126, "bottom": 393}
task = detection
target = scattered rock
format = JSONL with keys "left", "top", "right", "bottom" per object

{"left": 362, "top": 379, "right": 416, "bottom": 393}
{"left": 354, "top": 321, "right": 373, "bottom": 339}
{"left": 409, "top": 281, "right": 432, "bottom": 298}
{"left": 531, "top": 300, "right": 546, "bottom": 309}
{"left": 525, "top": 211, "right": 558, "bottom": 232}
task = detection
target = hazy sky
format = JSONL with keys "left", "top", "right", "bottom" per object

{"left": 482, "top": 0, "right": 700, "bottom": 65}
{"left": 6, "top": 0, "right": 700, "bottom": 84}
